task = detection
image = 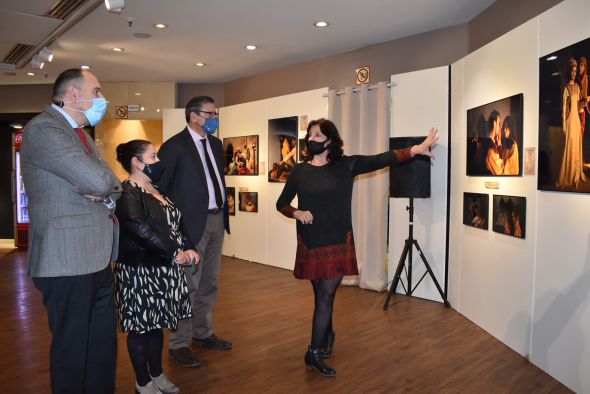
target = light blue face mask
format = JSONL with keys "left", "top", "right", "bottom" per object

{"left": 202, "top": 117, "right": 219, "bottom": 134}
{"left": 64, "top": 97, "right": 108, "bottom": 126}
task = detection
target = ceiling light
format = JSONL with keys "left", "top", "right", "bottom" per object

{"left": 314, "top": 21, "right": 329, "bottom": 27}
{"left": 154, "top": 23, "right": 167, "bottom": 29}
{"left": 38, "top": 47, "right": 53, "bottom": 62}
{"left": 30, "top": 56, "right": 44, "bottom": 69}
{"left": 26, "top": 72, "right": 35, "bottom": 76}
{"left": 156, "top": 108, "right": 161, "bottom": 113}
{"left": 140, "top": 106, "right": 145, "bottom": 112}
{"left": 195, "top": 62, "right": 205, "bottom": 67}
{"left": 80, "top": 65, "right": 91, "bottom": 70}
{"left": 245, "top": 45, "right": 257, "bottom": 51}
{"left": 134, "top": 92, "right": 142, "bottom": 96}
{"left": 105, "top": 0, "right": 125, "bottom": 13}
{"left": 111, "top": 47, "right": 124, "bottom": 52}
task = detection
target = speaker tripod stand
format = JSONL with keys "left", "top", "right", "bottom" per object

{"left": 383, "top": 198, "right": 449, "bottom": 310}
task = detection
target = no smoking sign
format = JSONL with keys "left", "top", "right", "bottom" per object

{"left": 355, "top": 66, "right": 370, "bottom": 85}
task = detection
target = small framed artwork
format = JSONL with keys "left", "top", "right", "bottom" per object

{"left": 538, "top": 36, "right": 590, "bottom": 192}
{"left": 298, "top": 138, "right": 308, "bottom": 162}
{"left": 223, "top": 135, "right": 259, "bottom": 175}
{"left": 239, "top": 191, "right": 258, "bottom": 213}
{"left": 463, "top": 192, "right": 489, "bottom": 230}
{"left": 492, "top": 194, "right": 526, "bottom": 239}
{"left": 466, "top": 94, "right": 524, "bottom": 176}
{"left": 227, "top": 187, "right": 235, "bottom": 216}
{"left": 268, "top": 116, "right": 298, "bottom": 182}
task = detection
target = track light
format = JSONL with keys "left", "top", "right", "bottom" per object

{"left": 30, "top": 56, "right": 45, "bottom": 70}
{"left": 105, "top": 0, "right": 125, "bottom": 13}
{"left": 38, "top": 47, "right": 53, "bottom": 63}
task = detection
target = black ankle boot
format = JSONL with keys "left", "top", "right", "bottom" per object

{"left": 320, "top": 331, "right": 335, "bottom": 358}
{"left": 304, "top": 346, "right": 336, "bottom": 377}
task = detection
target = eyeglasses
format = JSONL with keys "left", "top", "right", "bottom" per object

{"left": 197, "top": 110, "right": 218, "bottom": 119}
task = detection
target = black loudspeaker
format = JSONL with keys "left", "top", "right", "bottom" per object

{"left": 389, "top": 137, "right": 431, "bottom": 198}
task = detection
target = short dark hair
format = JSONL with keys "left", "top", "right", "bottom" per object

{"left": 116, "top": 139, "right": 151, "bottom": 173}
{"left": 185, "top": 96, "right": 215, "bottom": 123}
{"left": 52, "top": 68, "right": 85, "bottom": 103}
{"left": 488, "top": 110, "right": 500, "bottom": 131}
{"left": 304, "top": 118, "right": 344, "bottom": 162}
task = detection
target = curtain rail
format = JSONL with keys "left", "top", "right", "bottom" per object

{"left": 322, "top": 82, "right": 396, "bottom": 97}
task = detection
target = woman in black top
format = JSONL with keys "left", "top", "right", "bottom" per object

{"left": 115, "top": 140, "right": 199, "bottom": 394}
{"left": 276, "top": 119, "right": 437, "bottom": 377}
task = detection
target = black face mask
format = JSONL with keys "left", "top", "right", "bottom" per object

{"left": 141, "top": 160, "right": 165, "bottom": 182}
{"left": 307, "top": 139, "right": 329, "bottom": 155}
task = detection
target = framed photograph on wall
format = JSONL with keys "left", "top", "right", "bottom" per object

{"left": 239, "top": 191, "right": 258, "bottom": 213}
{"left": 222, "top": 135, "right": 259, "bottom": 175}
{"left": 539, "top": 36, "right": 590, "bottom": 192}
{"left": 227, "top": 187, "right": 235, "bottom": 216}
{"left": 463, "top": 192, "right": 489, "bottom": 230}
{"left": 492, "top": 194, "right": 526, "bottom": 239}
{"left": 268, "top": 116, "right": 298, "bottom": 182}
{"left": 466, "top": 94, "right": 523, "bottom": 176}
{"left": 298, "top": 138, "right": 308, "bottom": 162}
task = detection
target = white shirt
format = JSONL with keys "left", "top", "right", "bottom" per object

{"left": 187, "top": 125, "right": 225, "bottom": 210}
{"left": 52, "top": 103, "right": 79, "bottom": 128}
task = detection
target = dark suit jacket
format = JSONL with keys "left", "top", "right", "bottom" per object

{"left": 157, "top": 128, "right": 229, "bottom": 247}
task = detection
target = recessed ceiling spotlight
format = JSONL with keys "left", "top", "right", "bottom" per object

{"left": 80, "top": 65, "right": 91, "bottom": 70}
{"left": 156, "top": 108, "right": 161, "bottom": 113}
{"left": 133, "top": 32, "right": 152, "bottom": 39}
{"left": 195, "top": 62, "right": 205, "bottom": 67}
{"left": 134, "top": 92, "right": 142, "bottom": 96}
{"left": 111, "top": 47, "right": 124, "bottom": 52}
{"left": 314, "top": 21, "right": 329, "bottom": 27}
{"left": 153, "top": 23, "right": 167, "bottom": 29}
{"left": 245, "top": 45, "right": 257, "bottom": 51}
{"left": 140, "top": 106, "right": 145, "bottom": 112}
{"left": 26, "top": 72, "right": 35, "bottom": 76}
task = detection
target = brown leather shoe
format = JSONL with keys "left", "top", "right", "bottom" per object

{"left": 168, "top": 347, "right": 200, "bottom": 367}
{"left": 193, "top": 334, "right": 232, "bottom": 350}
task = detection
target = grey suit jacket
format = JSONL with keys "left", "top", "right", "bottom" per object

{"left": 21, "top": 106, "right": 121, "bottom": 277}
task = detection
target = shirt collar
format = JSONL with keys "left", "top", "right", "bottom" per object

{"left": 51, "top": 103, "right": 80, "bottom": 129}
{"left": 187, "top": 124, "right": 208, "bottom": 141}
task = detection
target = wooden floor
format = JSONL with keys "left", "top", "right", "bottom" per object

{"left": 0, "top": 248, "right": 570, "bottom": 394}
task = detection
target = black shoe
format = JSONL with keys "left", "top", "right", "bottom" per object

{"left": 193, "top": 334, "right": 233, "bottom": 350}
{"left": 304, "top": 346, "right": 336, "bottom": 377}
{"left": 320, "top": 331, "right": 335, "bottom": 358}
{"left": 168, "top": 347, "right": 201, "bottom": 367}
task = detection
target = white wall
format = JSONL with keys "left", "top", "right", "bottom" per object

{"left": 449, "top": 0, "right": 590, "bottom": 391}
{"left": 219, "top": 88, "right": 328, "bottom": 268}
{"left": 388, "top": 66, "right": 449, "bottom": 303}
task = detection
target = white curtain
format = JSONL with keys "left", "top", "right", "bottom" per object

{"left": 328, "top": 82, "right": 390, "bottom": 291}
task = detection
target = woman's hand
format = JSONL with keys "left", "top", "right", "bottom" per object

{"left": 185, "top": 249, "right": 200, "bottom": 266}
{"left": 174, "top": 250, "right": 189, "bottom": 265}
{"left": 293, "top": 210, "right": 313, "bottom": 224}
{"left": 410, "top": 128, "right": 439, "bottom": 158}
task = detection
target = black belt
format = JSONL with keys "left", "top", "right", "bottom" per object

{"left": 207, "top": 208, "right": 222, "bottom": 214}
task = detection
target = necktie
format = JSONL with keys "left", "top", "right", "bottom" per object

{"left": 200, "top": 138, "right": 223, "bottom": 208}
{"left": 74, "top": 127, "right": 92, "bottom": 155}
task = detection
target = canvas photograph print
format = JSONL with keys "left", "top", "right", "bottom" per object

{"left": 492, "top": 194, "right": 526, "bottom": 239}
{"left": 466, "top": 94, "right": 523, "bottom": 176}
{"left": 227, "top": 187, "right": 235, "bottom": 216}
{"left": 298, "top": 138, "right": 308, "bottom": 162}
{"left": 539, "top": 36, "right": 590, "bottom": 193}
{"left": 268, "top": 116, "right": 298, "bottom": 182}
{"left": 463, "top": 192, "right": 489, "bottom": 230}
{"left": 239, "top": 191, "right": 258, "bottom": 213}
{"left": 222, "top": 135, "right": 258, "bottom": 175}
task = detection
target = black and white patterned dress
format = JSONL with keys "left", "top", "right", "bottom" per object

{"left": 115, "top": 181, "right": 191, "bottom": 333}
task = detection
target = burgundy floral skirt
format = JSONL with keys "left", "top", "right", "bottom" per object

{"left": 293, "top": 230, "right": 358, "bottom": 280}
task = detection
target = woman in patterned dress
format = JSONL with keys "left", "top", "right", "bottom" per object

{"left": 276, "top": 119, "right": 437, "bottom": 377}
{"left": 115, "top": 140, "right": 199, "bottom": 394}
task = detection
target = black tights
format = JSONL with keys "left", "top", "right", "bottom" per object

{"left": 127, "top": 329, "right": 164, "bottom": 386}
{"left": 310, "top": 276, "right": 342, "bottom": 349}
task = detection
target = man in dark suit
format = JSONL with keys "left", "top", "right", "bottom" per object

{"left": 158, "top": 96, "right": 232, "bottom": 367}
{"left": 21, "top": 68, "right": 121, "bottom": 393}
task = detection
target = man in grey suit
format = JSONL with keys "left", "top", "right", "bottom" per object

{"left": 158, "top": 96, "right": 232, "bottom": 367}
{"left": 21, "top": 68, "right": 121, "bottom": 394}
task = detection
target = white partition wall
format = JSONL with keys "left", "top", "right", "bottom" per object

{"left": 388, "top": 66, "right": 449, "bottom": 303}
{"left": 448, "top": 0, "right": 590, "bottom": 391}
{"left": 220, "top": 88, "right": 328, "bottom": 268}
